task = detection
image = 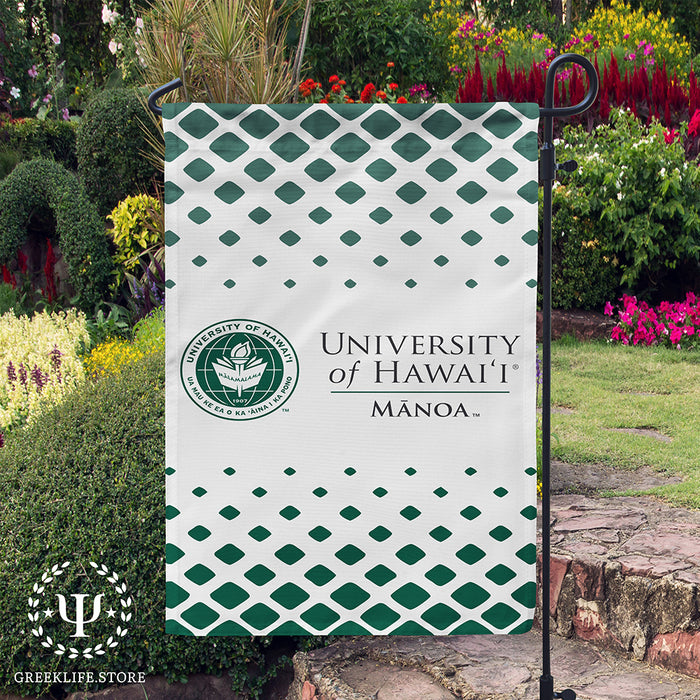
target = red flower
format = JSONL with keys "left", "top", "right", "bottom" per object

{"left": 329, "top": 75, "right": 339, "bottom": 83}
{"left": 397, "top": 96, "right": 408, "bottom": 103}
{"left": 360, "top": 83, "right": 376, "bottom": 103}
{"left": 2, "top": 264, "right": 15, "bottom": 289}
{"left": 319, "top": 98, "right": 328, "bottom": 104}
{"left": 376, "top": 90, "right": 387, "bottom": 100}
{"left": 388, "top": 82, "right": 399, "bottom": 91}
{"left": 689, "top": 109, "right": 700, "bottom": 139}
{"left": 387, "top": 62, "right": 395, "bottom": 68}
{"left": 338, "top": 80, "right": 346, "bottom": 86}
{"left": 331, "top": 84, "right": 342, "bottom": 94}
{"left": 344, "top": 96, "right": 355, "bottom": 103}
{"left": 663, "top": 128, "right": 679, "bottom": 144}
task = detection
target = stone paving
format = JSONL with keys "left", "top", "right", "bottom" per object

{"left": 287, "top": 486, "right": 700, "bottom": 700}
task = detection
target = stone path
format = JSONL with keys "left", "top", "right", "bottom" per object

{"left": 289, "top": 631, "right": 700, "bottom": 699}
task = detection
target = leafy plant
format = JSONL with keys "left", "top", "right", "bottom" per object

{"left": 555, "top": 109, "right": 700, "bottom": 296}
{"left": 3, "top": 117, "right": 78, "bottom": 170}
{"left": 107, "top": 194, "right": 163, "bottom": 284}
{"left": 0, "top": 158, "right": 114, "bottom": 311}
{"left": 304, "top": 0, "right": 448, "bottom": 94}
{"left": 0, "top": 354, "right": 283, "bottom": 698}
{"left": 76, "top": 88, "right": 160, "bottom": 215}
{"left": 137, "top": 0, "right": 305, "bottom": 105}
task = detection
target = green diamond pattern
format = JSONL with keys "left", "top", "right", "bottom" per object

{"left": 495, "top": 255, "right": 510, "bottom": 267}
{"left": 248, "top": 526, "right": 271, "bottom": 542}
{"left": 430, "top": 207, "right": 453, "bottom": 224}
{"left": 279, "top": 230, "right": 301, "bottom": 246}
{"left": 309, "top": 207, "right": 332, "bottom": 224}
{"left": 461, "top": 230, "right": 482, "bottom": 246}
{"left": 452, "top": 132, "right": 491, "bottom": 162}
{"left": 164, "top": 182, "right": 184, "bottom": 204}
{"left": 184, "top": 157, "right": 215, "bottom": 181}
{"left": 457, "top": 181, "right": 487, "bottom": 204}
{"left": 369, "top": 207, "right": 392, "bottom": 224}
{"left": 335, "top": 544, "right": 365, "bottom": 565}
{"left": 215, "top": 544, "right": 244, "bottom": 565}
{"left": 301, "top": 604, "right": 340, "bottom": 631}
{"left": 491, "top": 207, "right": 514, "bottom": 224}
{"left": 275, "top": 544, "right": 305, "bottom": 565}
{"left": 425, "top": 158, "right": 457, "bottom": 181}
{"left": 400, "top": 230, "right": 422, "bottom": 247}
{"left": 241, "top": 603, "right": 279, "bottom": 630}
{"left": 300, "top": 111, "right": 341, "bottom": 139}
{"left": 210, "top": 132, "right": 249, "bottom": 162}
{"left": 179, "top": 109, "right": 218, "bottom": 138}
{"left": 434, "top": 255, "right": 449, "bottom": 267}
{"left": 308, "top": 526, "right": 332, "bottom": 541}
{"left": 244, "top": 158, "right": 275, "bottom": 181}
{"left": 452, "top": 582, "right": 491, "bottom": 609}
{"left": 373, "top": 255, "right": 388, "bottom": 267}
{"left": 331, "top": 133, "right": 371, "bottom": 162}
{"left": 340, "top": 230, "right": 361, "bottom": 247}
{"left": 182, "top": 603, "right": 219, "bottom": 630}
{"left": 483, "top": 109, "right": 522, "bottom": 139}
{"left": 185, "top": 564, "right": 215, "bottom": 585}
{"left": 304, "top": 158, "right": 336, "bottom": 181}
{"left": 331, "top": 583, "right": 371, "bottom": 609}
{"left": 252, "top": 255, "right": 267, "bottom": 267}
{"left": 164, "top": 229, "right": 180, "bottom": 246}
{"left": 486, "top": 158, "right": 519, "bottom": 182}
{"left": 192, "top": 255, "right": 207, "bottom": 267}
{"left": 211, "top": 583, "right": 249, "bottom": 609}
{"left": 392, "top": 133, "right": 431, "bottom": 162}
{"left": 429, "top": 526, "right": 452, "bottom": 541}
{"left": 305, "top": 565, "right": 336, "bottom": 586}
{"left": 270, "top": 132, "right": 310, "bottom": 162}
{"left": 361, "top": 604, "right": 400, "bottom": 630}
{"left": 188, "top": 207, "right": 211, "bottom": 224}
{"left": 335, "top": 182, "right": 365, "bottom": 204}
{"left": 219, "top": 230, "right": 240, "bottom": 246}
{"left": 518, "top": 180, "right": 539, "bottom": 203}
{"left": 166, "top": 543, "right": 185, "bottom": 564}
{"left": 369, "top": 526, "right": 392, "bottom": 541}
{"left": 340, "top": 505, "right": 361, "bottom": 520}
{"left": 421, "top": 603, "right": 460, "bottom": 630}
{"left": 422, "top": 109, "right": 461, "bottom": 139}
{"left": 214, "top": 181, "right": 244, "bottom": 204}
{"left": 164, "top": 132, "right": 188, "bottom": 162}
{"left": 219, "top": 505, "right": 240, "bottom": 520}
{"left": 522, "top": 229, "right": 538, "bottom": 246}
{"left": 396, "top": 545, "right": 425, "bottom": 565}
{"left": 425, "top": 565, "right": 456, "bottom": 586}
{"left": 239, "top": 109, "right": 279, "bottom": 139}
{"left": 249, "top": 207, "right": 271, "bottom": 224}
{"left": 275, "top": 181, "right": 305, "bottom": 204}
{"left": 361, "top": 111, "right": 401, "bottom": 139}
{"left": 188, "top": 525, "right": 211, "bottom": 541}
{"left": 279, "top": 505, "right": 301, "bottom": 520}
{"left": 365, "top": 158, "right": 396, "bottom": 181}
{"left": 313, "top": 255, "right": 328, "bottom": 267}
{"left": 245, "top": 565, "right": 276, "bottom": 586}
{"left": 400, "top": 505, "right": 421, "bottom": 521}
{"left": 456, "top": 544, "right": 486, "bottom": 565}
{"left": 396, "top": 182, "right": 426, "bottom": 204}
{"left": 392, "top": 583, "right": 431, "bottom": 609}
{"left": 271, "top": 583, "right": 310, "bottom": 610}
{"left": 486, "top": 565, "right": 517, "bottom": 585}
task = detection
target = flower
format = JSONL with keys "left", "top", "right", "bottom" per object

{"left": 663, "top": 128, "right": 679, "bottom": 144}
{"left": 360, "top": 83, "right": 376, "bottom": 103}
{"left": 329, "top": 74, "right": 339, "bottom": 83}
{"left": 376, "top": 90, "right": 387, "bottom": 100}
{"left": 388, "top": 82, "right": 399, "bottom": 91}
{"left": 108, "top": 39, "right": 123, "bottom": 54}
{"left": 101, "top": 4, "right": 120, "bottom": 24}
{"left": 42, "top": 93, "right": 52, "bottom": 104}
{"left": 387, "top": 62, "right": 394, "bottom": 68}
{"left": 604, "top": 301, "right": 614, "bottom": 316}
{"left": 61, "top": 107, "right": 70, "bottom": 120}
{"left": 10, "top": 86, "right": 20, "bottom": 99}
{"left": 27, "top": 65, "right": 38, "bottom": 78}
{"left": 51, "top": 33, "right": 61, "bottom": 45}
{"left": 688, "top": 110, "right": 700, "bottom": 139}
{"left": 136, "top": 17, "right": 144, "bottom": 30}
{"left": 397, "top": 96, "right": 408, "bottom": 103}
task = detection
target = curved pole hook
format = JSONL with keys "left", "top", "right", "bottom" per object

{"left": 147, "top": 78, "right": 184, "bottom": 116}
{"left": 540, "top": 53, "right": 599, "bottom": 118}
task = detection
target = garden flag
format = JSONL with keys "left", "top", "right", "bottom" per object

{"left": 164, "top": 103, "right": 539, "bottom": 636}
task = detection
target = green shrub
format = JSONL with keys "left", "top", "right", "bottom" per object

{"left": 4, "top": 118, "right": 78, "bottom": 170}
{"left": 545, "top": 188, "right": 620, "bottom": 310}
{"left": 0, "top": 157, "right": 114, "bottom": 311}
{"left": 556, "top": 109, "right": 700, "bottom": 297}
{"left": 0, "top": 354, "right": 278, "bottom": 698}
{"left": 107, "top": 194, "right": 163, "bottom": 285}
{"left": 304, "top": 0, "right": 448, "bottom": 93}
{"left": 76, "top": 89, "right": 160, "bottom": 215}
{"left": 0, "top": 282, "right": 19, "bottom": 315}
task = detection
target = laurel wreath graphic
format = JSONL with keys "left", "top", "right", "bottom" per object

{"left": 27, "top": 561, "right": 132, "bottom": 659}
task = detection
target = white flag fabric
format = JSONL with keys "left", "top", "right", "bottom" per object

{"left": 164, "top": 103, "right": 539, "bottom": 636}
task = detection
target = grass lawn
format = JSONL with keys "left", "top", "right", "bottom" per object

{"left": 549, "top": 338, "right": 700, "bottom": 508}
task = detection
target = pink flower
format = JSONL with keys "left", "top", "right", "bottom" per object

{"left": 688, "top": 110, "right": 700, "bottom": 139}
{"left": 584, "top": 33, "right": 594, "bottom": 41}
{"left": 42, "top": 93, "right": 52, "bottom": 104}
{"left": 626, "top": 52, "right": 636, "bottom": 61}
{"left": 61, "top": 107, "right": 70, "bottom": 120}
{"left": 623, "top": 33, "right": 630, "bottom": 39}
{"left": 644, "top": 43, "right": 654, "bottom": 56}
{"left": 664, "top": 128, "right": 679, "bottom": 144}
{"left": 545, "top": 48, "right": 556, "bottom": 59}
{"left": 27, "top": 65, "right": 38, "bottom": 78}
{"left": 604, "top": 301, "right": 614, "bottom": 316}
{"left": 51, "top": 33, "right": 61, "bottom": 45}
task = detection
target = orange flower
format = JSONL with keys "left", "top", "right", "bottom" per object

{"left": 376, "top": 90, "right": 387, "bottom": 100}
{"left": 344, "top": 96, "right": 355, "bottom": 103}
{"left": 331, "top": 84, "right": 342, "bottom": 94}
{"left": 320, "top": 98, "right": 328, "bottom": 103}
{"left": 387, "top": 62, "right": 395, "bottom": 68}
{"left": 338, "top": 80, "right": 346, "bottom": 86}
{"left": 397, "top": 96, "right": 408, "bottom": 103}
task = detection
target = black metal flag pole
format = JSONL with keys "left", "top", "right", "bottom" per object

{"left": 538, "top": 54, "right": 598, "bottom": 700}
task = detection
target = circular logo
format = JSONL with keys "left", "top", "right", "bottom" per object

{"left": 27, "top": 561, "right": 132, "bottom": 660}
{"left": 180, "top": 319, "right": 299, "bottom": 420}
